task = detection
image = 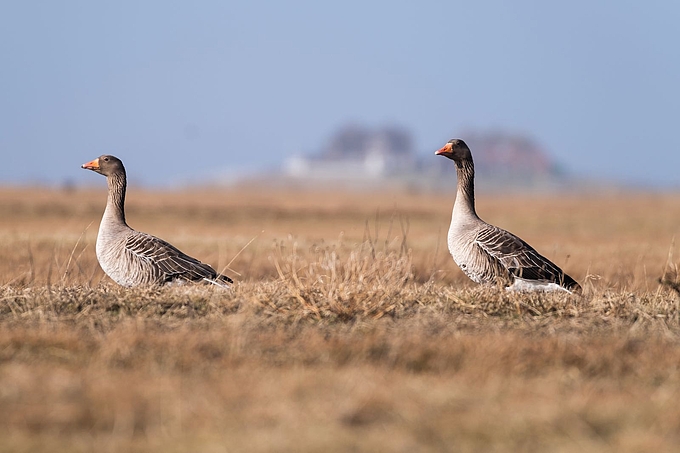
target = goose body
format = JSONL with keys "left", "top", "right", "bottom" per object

{"left": 436, "top": 139, "right": 580, "bottom": 293}
{"left": 82, "top": 155, "right": 232, "bottom": 288}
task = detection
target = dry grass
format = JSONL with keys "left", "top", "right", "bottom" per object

{"left": 1, "top": 185, "right": 680, "bottom": 452}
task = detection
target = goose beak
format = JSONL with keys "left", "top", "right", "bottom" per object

{"left": 435, "top": 143, "right": 453, "bottom": 155}
{"left": 81, "top": 158, "right": 100, "bottom": 171}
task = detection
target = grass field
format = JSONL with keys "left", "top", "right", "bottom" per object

{"left": 1, "top": 185, "right": 680, "bottom": 452}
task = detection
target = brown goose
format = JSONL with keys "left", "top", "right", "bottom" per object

{"left": 436, "top": 139, "right": 580, "bottom": 293}
{"left": 81, "top": 155, "right": 233, "bottom": 288}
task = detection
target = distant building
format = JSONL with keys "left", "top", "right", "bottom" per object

{"left": 281, "top": 124, "right": 569, "bottom": 190}
{"left": 461, "top": 130, "right": 558, "bottom": 177}
{"left": 284, "top": 125, "right": 416, "bottom": 181}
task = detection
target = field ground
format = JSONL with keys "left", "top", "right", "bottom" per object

{"left": 1, "top": 186, "right": 680, "bottom": 452}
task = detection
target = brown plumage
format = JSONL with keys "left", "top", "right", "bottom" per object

{"left": 436, "top": 139, "right": 580, "bottom": 293}
{"left": 81, "top": 155, "right": 232, "bottom": 288}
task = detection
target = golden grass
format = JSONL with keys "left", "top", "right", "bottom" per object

{"left": 1, "top": 186, "right": 680, "bottom": 452}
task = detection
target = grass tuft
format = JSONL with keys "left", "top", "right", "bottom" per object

{"left": 2, "top": 187, "right": 680, "bottom": 451}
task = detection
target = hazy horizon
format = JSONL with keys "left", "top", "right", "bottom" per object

{"left": 2, "top": 1, "right": 679, "bottom": 188}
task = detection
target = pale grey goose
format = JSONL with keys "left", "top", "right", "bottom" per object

{"left": 81, "top": 155, "right": 233, "bottom": 288}
{"left": 436, "top": 139, "right": 581, "bottom": 293}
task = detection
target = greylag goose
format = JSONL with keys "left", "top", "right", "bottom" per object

{"left": 81, "top": 155, "right": 233, "bottom": 288}
{"left": 436, "top": 139, "right": 580, "bottom": 293}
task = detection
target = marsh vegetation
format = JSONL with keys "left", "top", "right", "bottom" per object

{"left": 1, "top": 186, "right": 679, "bottom": 452}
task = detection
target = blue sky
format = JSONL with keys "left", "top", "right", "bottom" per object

{"left": 1, "top": 1, "right": 679, "bottom": 186}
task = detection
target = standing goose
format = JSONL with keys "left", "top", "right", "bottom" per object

{"left": 81, "top": 155, "right": 233, "bottom": 288}
{"left": 436, "top": 139, "right": 580, "bottom": 293}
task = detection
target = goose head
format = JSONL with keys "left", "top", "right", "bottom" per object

{"left": 81, "top": 155, "right": 125, "bottom": 177}
{"left": 435, "top": 139, "right": 472, "bottom": 163}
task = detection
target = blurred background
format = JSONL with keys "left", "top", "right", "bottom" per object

{"left": 1, "top": 0, "right": 678, "bottom": 189}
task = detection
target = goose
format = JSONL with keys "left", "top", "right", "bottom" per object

{"left": 81, "top": 155, "right": 233, "bottom": 288}
{"left": 436, "top": 139, "right": 581, "bottom": 293}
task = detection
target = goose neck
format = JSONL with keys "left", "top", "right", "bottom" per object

{"left": 104, "top": 172, "right": 127, "bottom": 225}
{"left": 453, "top": 159, "right": 478, "bottom": 219}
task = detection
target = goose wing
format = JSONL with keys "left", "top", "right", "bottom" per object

{"left": 125, "top": 232, "right": 220, "bottom": 283}
{"left": 474, "top": 226, "right": 570, "bottom": 285}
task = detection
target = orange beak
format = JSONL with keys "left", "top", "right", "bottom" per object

{"left": 81, "top": 158, "right": 100, "bottom": 171}
{"left": 435, "top": 142, "right": 453, "bottom": 155}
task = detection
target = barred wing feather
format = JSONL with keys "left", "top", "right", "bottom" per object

{"left": 125, "top": 232, "right": 222, "bottom": 283}
{"left": 474, "top": 226, "right": 572, "bottom": 286}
